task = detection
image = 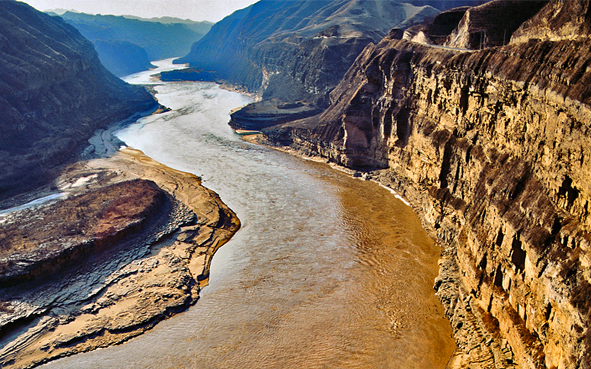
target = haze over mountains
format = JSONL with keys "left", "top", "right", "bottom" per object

{"left": 56, "top": 12, "right": 212, "bottom": 76}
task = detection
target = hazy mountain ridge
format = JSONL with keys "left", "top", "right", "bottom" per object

{"left": 58, "top": 12, "right": 211, "bottom": 76}
{"left": 0, "top": 1, "right": 157, "bottom": 200}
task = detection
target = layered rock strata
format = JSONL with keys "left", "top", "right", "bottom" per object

{"left": 229, "top": 99, "right": 323, "bottom": 131}
{"left": 262, "top": 1, "right": 591, "bottom": 368}
{"left": 0, "top": 1, "right": 158, "bottom": 201}
{"left": 0, "top": 148, "right": 240, "bottom": 369}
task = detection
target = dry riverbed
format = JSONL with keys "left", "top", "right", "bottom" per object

{"left": 0, "top": 148, "right": 239, "bottom": 369}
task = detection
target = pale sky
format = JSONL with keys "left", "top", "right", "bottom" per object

{"left": 22, "top": 0, "right": 260, "bottom": 22}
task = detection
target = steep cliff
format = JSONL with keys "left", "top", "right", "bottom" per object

{"left": 443, "top": 0, "right": 548, "bottom": 49}
{"left": 0, "top": 1, "right": 157, "bottom": 200}
{"left": 264, "top": 1, "right": 591, "bottom": 368}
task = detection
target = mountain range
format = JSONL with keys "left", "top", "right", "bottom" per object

{"left": 57, "top": 12, "right": 212, "bottom": 76}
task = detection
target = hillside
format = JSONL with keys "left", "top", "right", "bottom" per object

{"left": 260, "top": 0, "right": 591, "bottom": 367}
{"left": 171, "top": 0, "right": 446, "bottom": 130}
{"left": 173, "top": 0, "right": 439, "bottom": 103}
{"left": 0, "top": 1, "right": 157, "bottom": 201}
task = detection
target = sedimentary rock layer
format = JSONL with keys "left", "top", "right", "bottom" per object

{"left": 263, "top": 1, "right": 591, "bottom": 367}
{"left": 0, "top": 148, "right": 240, "bottom": 369}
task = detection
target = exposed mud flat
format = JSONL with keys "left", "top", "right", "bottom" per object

{"left": 0, "top": 148, "right": 239, "bottom": 369}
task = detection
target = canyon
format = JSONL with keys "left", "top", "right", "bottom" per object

{"left": 245, "top": 1, "right": 591, "bottom": 368}
{"left": 168, "top": 0, "right": 443, "bottom": 127}
{"left": 58, "top": 12, "right": 212, "bottom": 76}
{"left": 2, "top": 0, "right": 590, "bottom": 368}
{"left": 0, "top": 1, "right": 158, "bottom": 201}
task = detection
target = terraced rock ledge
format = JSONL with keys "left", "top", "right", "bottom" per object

{"left": 0, "top": 148, "right": 239, "bottom": 369}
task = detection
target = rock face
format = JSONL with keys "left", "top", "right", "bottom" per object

{"left": 263, "top": 1, "right": 591, "bottom": 368}
{"left": 0, "top": 179, "right": 172, "bottom": 286}
{"left": 229, "top": 99, "right": 323, "bottom": 130}
{"left": 0, "top": 149, "right": 240, "bottom": 369}
{"left": 443, "top": 0, "right": 548, "bottom": 49}
{"left": 174, "top": 0, "right": 440, "bottom": 106}
{"left": 0, "top": 1, "right": 158, "bottom": 201}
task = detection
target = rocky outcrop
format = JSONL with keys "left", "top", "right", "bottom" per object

{"left": 262, "top": 1, "right": 591, "bottom": 368}
{"left": 511, "top": 0, "right": 591, "bottom": 43}
{"left": 402, "top": 0, "right": 548, "bottom": 48}
{"left": 444, "top": 0, "right": 548, "bottom": 49}
{"left": 0, "top": 1, "right": 158, "bottom": 201}
{"left": 0, "top": 148, "right": 240, "bottom": 369}
{"left": 0, "top": 179, "right": 174, "bottom": 286}
{"left": 229, "top": 99, "right": 323, "bottom": 130}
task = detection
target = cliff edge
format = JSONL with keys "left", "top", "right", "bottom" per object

{"left": 263, "top": 1, "right": 591, "bottom": 368}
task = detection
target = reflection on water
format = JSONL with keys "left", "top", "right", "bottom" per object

{"left": 42, "top": 61, "right": 454, "bottom": 369}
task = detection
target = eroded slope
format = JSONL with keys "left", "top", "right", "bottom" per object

{"left": 0, "top": 1, "right": 157, "bottom": 200}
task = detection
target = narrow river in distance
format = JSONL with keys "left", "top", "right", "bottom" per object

{"left": 42, "top": 59, "right": 454, "bottom": 369}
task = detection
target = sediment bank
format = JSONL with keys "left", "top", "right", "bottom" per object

{"left": 0, "top": 148, "right": 239, "bottom": 369}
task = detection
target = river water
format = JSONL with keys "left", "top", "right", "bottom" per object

{"left": 42, "top": 59, "right": 454, "bottom": 368}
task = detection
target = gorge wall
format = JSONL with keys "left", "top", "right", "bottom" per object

{"left": 173, "top": 0, "right": 440, "bottom": 106}
{"left": 264, "top": 1, "right": 591, "bottom": 368}
{"left": 0, "top": 1, "right": 157, "bottom": 201}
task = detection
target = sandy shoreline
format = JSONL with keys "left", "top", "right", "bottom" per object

{"left": 0, "top": 148, "right": 240, "bottom": 369}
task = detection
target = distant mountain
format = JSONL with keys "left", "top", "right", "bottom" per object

{"left": 58, "top": 12, "right": 211, "bottom": 76}
{"left": 0, "top": 1, "right": 157, "bottom": 200}
{"left": 174, "top": 0, "right": 440, "bottom": 106}
{"left": 169, "top": 0, "right": 442, "bottom": 129}
{"left": 121, "top": 15, "right": 213, "bottom": 34}
{"left": 93, "top": 39, "right": 156, "bottom": 77}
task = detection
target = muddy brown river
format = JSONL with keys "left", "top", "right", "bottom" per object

{"left": 41, "top": 60, "right": 454, "bottom": 368}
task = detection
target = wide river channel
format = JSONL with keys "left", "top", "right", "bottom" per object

{"left": 42, "top": 60, "right": 454, "bottom": 368}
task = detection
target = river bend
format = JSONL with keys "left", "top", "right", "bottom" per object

{"left": 41, "top": 59, "right": 454, "bottom": 369}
